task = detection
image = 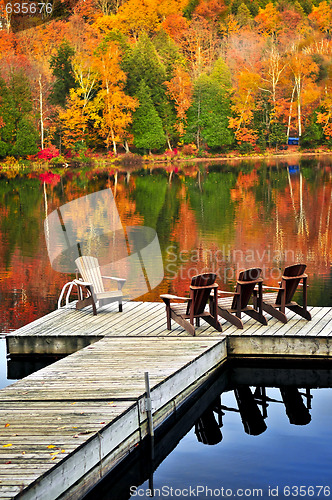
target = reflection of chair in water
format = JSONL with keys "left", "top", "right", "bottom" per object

{"left": 234, "top": 386, "right": 267, "bottom": 436}
{"left": 213, "top": 268, "right": 267, "bottom": 329}
{"left": 74, "top": 256, "right": 126, "bottom": 315}
{"left": 280, "top": 387, "right": 311, "bottom": 425}
{"left": 195, "top": 409, "right": 223, "bottom": 445}
{"left": 161, "top": 273, "right": 222, "bottom": 336}
{"left": 259, "top": 264, "right": 311, "bottom": 324}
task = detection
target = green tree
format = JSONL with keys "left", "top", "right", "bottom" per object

{"left": 123, "top": 33, "right": 177, "bottom": 147}
{"left": 185, "top": 68, "right": 233, "bottom": 151}
{"left": 11, "top": 117, "right": 38, "bottom": 157}
{"left": 0, "top": 72, "right": 38, "bottom": 157}
{"left": 122, "top": 34, "right": 167, "bottom": 110}
{"left": 131, "top": 82, "right": 166, "bottom": 152}
{"left": 0, "top": 78, "right": 15, "bottom": 157}
{"left": 269, "top": 122, "right": 287, "bottom": 151}
{"left": 49, "top": 42, "right": 76, "bottom": 108}
{"left": 237, "top": 3, "right": 252, "bottom": 26}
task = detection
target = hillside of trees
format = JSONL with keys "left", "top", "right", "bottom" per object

{"left": 0, "top": 0, "right": 332, "bottom": 158}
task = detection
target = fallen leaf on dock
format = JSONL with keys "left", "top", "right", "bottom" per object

{"left": 5, "top": 461, "right": 11, "bottom": 464}
{"left": 47, "top": 445, "right": 57, "bottom": 449}
{"left": 3, "top": 444, "right": 12, "bottom": 447}
{"left": 4, "top": 423, "right": 9, "bottom": 428}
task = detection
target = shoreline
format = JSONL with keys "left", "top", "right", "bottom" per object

{"left": 155, "top": 149, "right": 332, "bottom": 164}
{"left": 1, "top": 149, "right": 331, "bottom": 170}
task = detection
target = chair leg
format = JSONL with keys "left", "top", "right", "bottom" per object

{"left": 217, "top": 307, "right": 243, "bottom": 329}
{"left": 204, "top": 315, "right": 223, "bottom": 332}
{"left": 287, "top": 305, "right": 311, "bottom": 320}
{"left": 170, "top": 311, "right": 196, "bottom": 336}
{"left": 245, "top": 307, "right": 268, "bottom": 326}
{"left": 166, "top": 304, "right": 171, "bottom": 330}
{"left": 262, "top": 303, "right": 287, "bottom": 323}
{"left": 119, "top": 301, "right": 123, "bottom": 312}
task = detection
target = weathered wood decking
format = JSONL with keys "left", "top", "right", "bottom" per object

{"left": 1, "top": 336, "right": 227, "bottom": 500}
{"left": 2, "top": 301, "right": 332, "bottom": 499}
{"left": 6, "top": 301, "right": 332, "bottom": 356}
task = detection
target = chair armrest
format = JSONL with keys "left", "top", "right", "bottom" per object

{"left": 102, "top": 276, "right": 126, "bottom": 283}
{"left": 262, "top": 285, "right": 282, "bottom": 291}
{"left": 216, "top": 290, "right": 238, "bottom": 296}
{"left": 74, "top": 279, "right": 93, "bottom": 287}
{"left": 282, "top": 274, "right": 308, "bottom": 280}
{"left": 237, "top": 278, "right": 263, "bottom": 285}
{"left": 160, "top": 294, "right": 191, "bottom": 302}
{"left": 190, "top": 283, "right": 218, "bottom": 290}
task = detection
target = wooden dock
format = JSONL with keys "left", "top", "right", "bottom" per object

{"left": 6, "top": 301, "right": 332, "bottom": 356}
{"left": 2, "top": 301, "right": 332, "bottom": 499}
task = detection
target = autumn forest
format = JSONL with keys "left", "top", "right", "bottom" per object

{"left": 0, "top": 0, "right": 332, "bottom": 158}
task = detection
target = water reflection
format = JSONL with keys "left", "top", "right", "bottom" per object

{"left": 0, "top": 158, "right": 331, "bottom": 333}
{"left": 83, "top": 361, "right": 332, "bottom": 500}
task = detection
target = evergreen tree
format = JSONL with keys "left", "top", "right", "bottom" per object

{"left": 123, "top": 33, "right": 177, "bottom": 146}
{"left": 237, "top": 3, "right": 252, "bottom": 26}
{"left": 0, "top": 73, "right": 38, "bottom": 158}
{"left": 0, "top": 78, "right": 15, "bottom": 157}
{"left": 49, "top": 42, "right": 76, "bottom": 107}
{"left": 131, "top": 82, "right": 166, "bottom": 152}
{"left": 185, "top": 61, "right": 234, "bottom": 151}
{"left": 122, "top": 34, "right": 167, "bottom": 109}
{"left": 269, "top": 123, "right": 287, "bottom": 151}
{"left": 11, "top": 117, "right": 38, "bottom": 157}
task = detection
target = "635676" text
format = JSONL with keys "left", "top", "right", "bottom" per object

{"left": 5, "top": 3, "right": 53, "bottom": 14}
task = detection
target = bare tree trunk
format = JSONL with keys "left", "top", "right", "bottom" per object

{"left": 123, "top": 140, "right": 129, "bottom": 153}
{"left": 39, "top": 75, "right": 44, "bottom": 150}
{"left": 287, "top": 84, "right": 296, "bottom": 139}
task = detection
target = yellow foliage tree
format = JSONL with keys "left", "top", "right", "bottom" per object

{"left": 58, "top": 88, "right": 89, "bottom": 149}
{"left": 91, "top": 42, "right": 138, "bottom": 153}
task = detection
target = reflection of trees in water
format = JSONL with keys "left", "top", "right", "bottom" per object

{"left": 0, "top": 158, "right": 330, "bottom": 331}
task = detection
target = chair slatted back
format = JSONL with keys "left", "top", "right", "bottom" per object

{"left": 75, "top": 256, "right": 104, "bottom": 294}
{"left": 276, "top": 263, "right": 306, "bottom": 305}
{"left": 186, "top": 273, "right": 217, "bottom": 316}
{"left": 232, "top": 268, "right": 262, "bottom": 309}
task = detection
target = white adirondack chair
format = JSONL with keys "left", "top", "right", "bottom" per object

{"left": 74, "top": 256, "right": 126, "bottom": 315}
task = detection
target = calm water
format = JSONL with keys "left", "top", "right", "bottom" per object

{"left": 0, "top": 157, "right": 331, "bottom": 499}
{"left": 84, "top": 362, "right": 332, "bottom": 500}
{"left": 0, "top": 156, "right": 331, "bottom": 336}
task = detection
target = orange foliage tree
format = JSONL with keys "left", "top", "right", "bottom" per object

{"left": 165, "top": 67, "right": 193, "bottom": 135}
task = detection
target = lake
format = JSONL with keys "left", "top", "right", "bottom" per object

{"left": 0, "top": 156, "right": 331, "bottom": 336}
{"left": 0, "top": 156, "right": 331, "bottom": 499}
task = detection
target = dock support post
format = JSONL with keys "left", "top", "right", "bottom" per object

{"left": 144, "top": 371, "right": 154, "bottom": 439}
{"left": 145, "top": 371, "right": 155, "bottom": 493}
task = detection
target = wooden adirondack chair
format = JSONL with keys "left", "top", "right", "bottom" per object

{"left": 259, "top": 263, "right": 311, "bottom": 323}
{"left": 74, "top": 256, "right": 126, "bottom": 315}
{"left": 212, "top": 268, "right": 267, "bottom": 329}
{"left": 160, "top": 273, "right": 223, "bottom": 336}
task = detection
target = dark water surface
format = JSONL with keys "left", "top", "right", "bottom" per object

{"left": 84, "top": 362, "right": 332, "bottom": 500}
